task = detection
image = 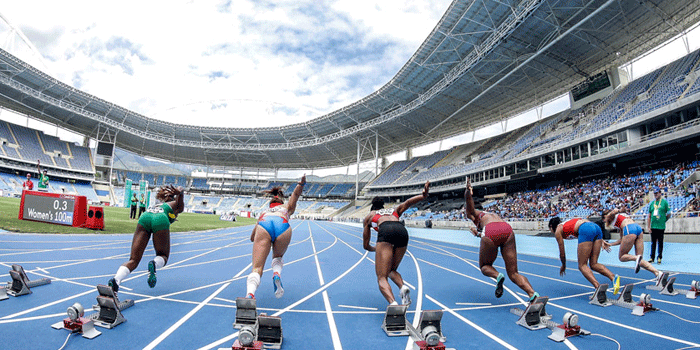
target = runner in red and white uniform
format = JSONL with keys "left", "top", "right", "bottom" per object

{"left": 603, "top": 208, "right": 661, "bottom": 280}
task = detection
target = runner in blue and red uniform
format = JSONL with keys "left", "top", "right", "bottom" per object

{"left": 245, "top": 175, "right": 305, "bottom": 299}
{"left": 603, "top": 208, "right": 661, "bottom": 281}
{"left": 363, "top": 181, "right": 430, "bottom": 306}
{"left": 465, "top": 178, "right": 538, "bottom": 302}
{"left": 549, "top": 217, "right": 621, "bottom": 294}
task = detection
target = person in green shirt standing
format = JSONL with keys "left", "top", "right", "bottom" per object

{"left": 138, "top": 193, "right": 147, "bottom": 218}
{"left": 130, "top": 193, "right": 139, "bottom": 219}
{"left": 36, "top": 160, "right": 49, "bottom": 192}
{"left": 647, "top": 189, "right": 670, "bottom": 264}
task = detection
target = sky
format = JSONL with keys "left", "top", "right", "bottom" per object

{"left": 1, "top": 1, "right": 700, "bottom": 178}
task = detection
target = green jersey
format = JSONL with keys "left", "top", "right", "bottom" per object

{"left": 649, "top": 198, "right": 670, "bottom": 230}
{"left": 38, "top": 174, "right": 49, "bottom": 189}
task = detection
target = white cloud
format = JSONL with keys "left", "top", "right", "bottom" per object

{"left": 0, "top": 0, "right": 452, "bottom": 128}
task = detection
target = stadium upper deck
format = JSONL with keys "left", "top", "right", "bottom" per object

{"left": 366, "top": 48, "right": 700, "bottom": 196}
{"left": 0, "top": 0, "right": 698, "bottom": 168}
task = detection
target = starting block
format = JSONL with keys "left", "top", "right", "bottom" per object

{"left": 51, "top": 302, "right": 101, "bottom": 339}
{"left": 646, "top": 272, "right": 669, "bottom": 292}
{"left": 90, "top": 284, "right": 134, "bottom": 329}
{"left": 411, "top": 310, "right": 449, "bottom": 350}
{"left": 2, "top": 264, "right": 51, "bottom": 298}
{"left": 611, "top": 285, "right": 656, "bottom": 316}
{"left": 548, "top": 312, "right": 591, "bottom": 342}
{"left": 687, "top": 280, "right": 700, "bottom": 299}
{"left": 257, "top": 314, "right": 283, "bottom": 349}
{"left": 589, "top": 283, "right": 612, "bottom": 307}
{"left": 510, "top": 296, "right": 550, "bottom": 331}
{"left": 234, "top": 297, "right": 258, "bottom": 329}
{"left": 382, "top": 304, "right": 410, "bottom": 336}
{"left": 51, "top": 284, "right": 133, "bottom": 338}
{"left": 223, "top": 299, "right": 284, "bottom": 350}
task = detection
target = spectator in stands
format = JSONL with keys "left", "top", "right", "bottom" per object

{"left": 465, "top": 178, "right": 539, "bottom": 303}
{"left": 108, "top": 185, "right": 185, "bottom": 292}
{"left": 130, "top": 193, "right": 139, "bottom": 219}
{"left": 548, "top": 217, "right": 620, "bottom": 294}
{"left": 646, "top": 189, "right": 670, "bottom": 264}
{"left": 603, "top": 208, "right": 662, "bottom": 282}
{"left": 138, "top": 193, "right": 147, "bottom": 218}
{"left": 36, "top": 160, "right": 49, "bottom": 192}
{"left": 363, "top": 181, "right": 430, "bottom": 306}
{"left": 245, "top": 175, "right": 306, "bottom": 300}
{"left": 22, "top": 173, "right": 33, "bottom": 191}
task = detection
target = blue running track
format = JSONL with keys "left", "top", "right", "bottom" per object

{"left": 0, "top": 221, "right": 699, "bottom": 350}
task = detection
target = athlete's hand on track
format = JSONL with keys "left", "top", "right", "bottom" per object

{"left": 559, "top": 264, "right": 566, "bottom": 276}
{"left": 602, "top": 240, "right": 612, "bottom": 253}
{"left": 469, "top": 226, "right": 480, "bottom": 237}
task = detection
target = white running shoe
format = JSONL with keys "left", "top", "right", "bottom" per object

{"left": 634, "top": 255, "right": 642, "bottom": 274}
{"left": 273, "top": 273, "right": 284, "bottom": 298}
{"left": 400, "top": 285, "right": 411, "bottom": 306}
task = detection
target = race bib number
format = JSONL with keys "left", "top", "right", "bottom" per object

{"left": 147, "top": 206, "right": 164, "bottom": 214}
{"left": 376, "top": 208, "right": 395, "bottom": 216}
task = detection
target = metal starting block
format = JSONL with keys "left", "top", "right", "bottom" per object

{"left": 51, "top": 303, "right": 101, "bottom": 339}
{"left": 547, "top": 312, "right": 591, "bottom": 342}
{"left": 257, "top": 314, "right": 283, "bottom": 349}
{"left": 411, "top": 310, "right": 456, "bottom": 350}
{"left": 589, "top": 283, "right": 612, "bottom": 307}
{"left": 646, "top": 272, "right": 669, "bottom": 291}
{"left": 234, "top": 297, "right": 258, "bottom": 329}
{"left": 382, "top": 304, "right": 410, "bottom": 336}
{"left": 90, "top": 284, "right": 134, "bottom": 329}
{"left": 687, "top": 280, "right": 700, "bottom": 299}
{"left": 611, "top": 285, "right": 657, "bottom": 316}
{"left": 2, "top": 264, "right": 51, "bottom": 298}
{"left": 632, "top": 293, "right": 657, "bottom": 316}
{"left": 510, "top": 296, "right": 550, "bottom": 331}
{"left": 659, "top": 276, "right": 679, "bottom": 296}
{"left": 230, "top": 339, "right": 263, "bottom": 350}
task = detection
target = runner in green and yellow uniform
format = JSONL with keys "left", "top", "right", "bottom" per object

{"left": 108, "top": 185, "right": 184, "bottom": 292}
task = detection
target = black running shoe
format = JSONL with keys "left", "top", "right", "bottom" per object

{"left": 495, "top": 273, "right": 505, "bottom": 298}
{"left": 108, "top": 278, "right": 119, "bottom": 293}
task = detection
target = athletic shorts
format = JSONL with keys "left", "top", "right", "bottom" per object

{"left": 622, "top": 223, "right": 643, "bottom": 237}
{"left": 483, "top": 222, "right": 513, "bottom": 247}
{"left": 138, "top": 212, "right": 171, "bottom": 233}
{"left": 258, "top": 216, "right": 290, "bottom": 243}
{"left": 577, "top": 222, "right": 602, "bottom": 244}
{"left": 377, "top": 221, "right": 409, "bottom": 248}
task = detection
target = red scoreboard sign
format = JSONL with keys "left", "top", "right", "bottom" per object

{"left": 18, "top": 190, "right": 88, "bottom": 227}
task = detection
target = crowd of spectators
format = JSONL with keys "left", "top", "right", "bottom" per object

{"left": 400, "top": 162, "right": 699, "bottom": 221}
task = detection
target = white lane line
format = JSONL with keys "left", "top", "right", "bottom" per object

{"left": 308, "top": 221, "right": 342, "bottom": 350}
{"left": 0, "top": 313, "right": 66, "bottom": 324}
{"left": 0, "top": 289, "right": 94, "bottom": 320}
{"left": 405, "top": 250, "right": 423, "bottom": 350}
{"left": 563, "top": 339, "right": 579, "bottom": 350}
{"left": 426, "top": 294, "right": 518, "bottom": 350}
{"left": 142, "top": 263, "right": 252, "bottom": 350}
{"left": 337, "top": 304, "right": 379, "bottom": 311}
{"left": 35, "top": 267, "right": 49, "bottom": 274}
{"left": 455, "top": 302, "right": 492, "bottom": 306}
{"left": 196, "top": 250, "right": 369, "bottom": 350}
{"left": 547, "top": 300, "right": 700, "bottom": 347}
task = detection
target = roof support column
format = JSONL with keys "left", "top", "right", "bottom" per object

{"left": 374, "top": 131, "right": 379, "bottom": 177}
{"left": 355, "top": 137, "right": 360, "bottom": 199}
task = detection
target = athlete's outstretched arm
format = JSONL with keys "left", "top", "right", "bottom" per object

{"left": 362, "top": 215, "right": 375, "bottom": 252}
{"left": 464, "top": 177, "right": 479, "bottom": 221}
{"left": 554, "top": 228, "right": 566, "bottom": 276}
{"left": 165, "top": 186, "right": 185, "bottom": 214}
{"left": 287, "top": 174, "right": 306, "bottom": 215}
{"left": 396, "top": 181, "right": 429, "bottom": 216}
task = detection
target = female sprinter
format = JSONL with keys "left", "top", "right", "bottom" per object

{"left": 465, "top": 178, "right": 539, "bottom": 302}
{"left": 363, "top": 181, "right": 430, "bottom": 306}
{"left": 108, "top": 185, "right": 185, "bottom": 292}
{"left": 245, "top": 175, "right": 305, "bottom": 299}
{"left": 548, "top": 217, "right": 621, "bottom": 294}
{"left": 602, "top": 208, "right": 661, "bottom": 280}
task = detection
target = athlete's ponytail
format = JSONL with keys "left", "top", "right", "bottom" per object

{"left": 265, "top": 187, "right": 285, "bottom": 204}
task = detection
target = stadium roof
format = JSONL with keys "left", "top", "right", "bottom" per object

{"left": 0, "top": 0, "right": 698, "bottom": 168}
